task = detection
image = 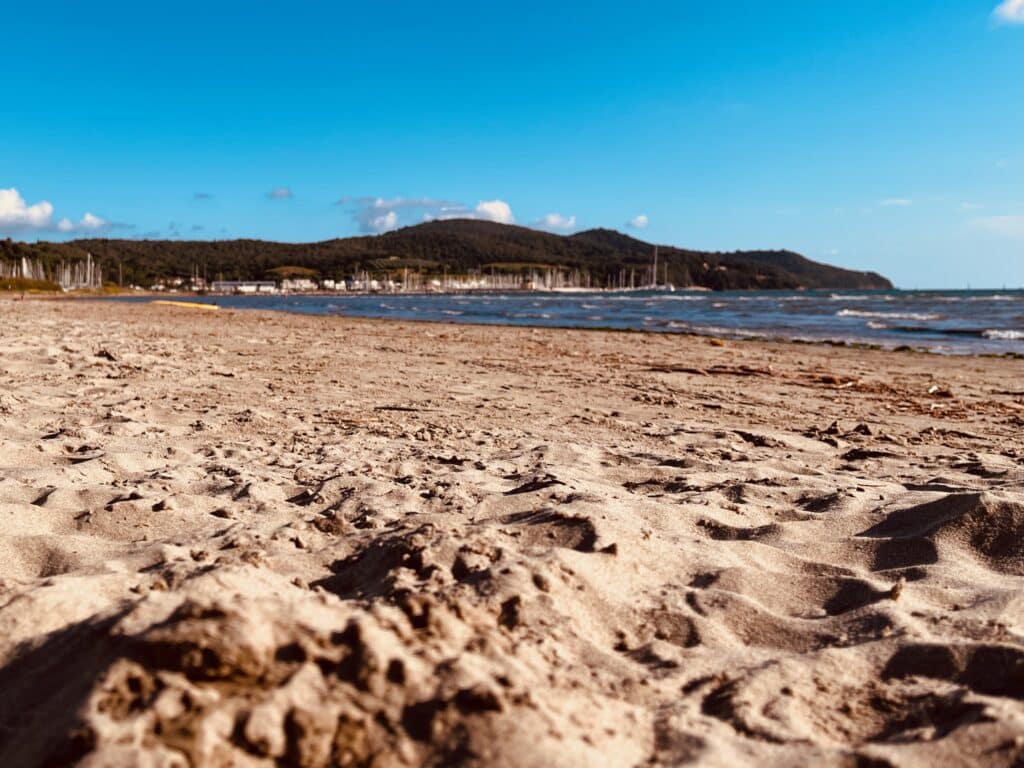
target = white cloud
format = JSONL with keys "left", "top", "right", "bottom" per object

{"left": 993, "top": 0, "right": 1024, "bottom": 23}
{"left": 341, "top": 195, "right": 516, "bottom": 232}
{"left": 972, "top": 214, "right": 1024, "bottom": 239}
{"left": 267, "top": 187, "right": 293, "bottom": 200}
{"left": 0, "top": 188, "right": 54, "bottom": 231}
{"left": 81, "top": 212, "right": 107, "bottom": 229}
{"left": 627, "top": 214, "right": 649, "bottom": 229}
{"left": 474, "top": 199, "right": 514, "bottom": 224}
{"left": 0, "top": 187, "right": 117, "bottom": 235}
{"left": 534, "top": 212, "right": 577, "bottom": 232}
{"left": 880, "top": 198, "right": 913, "bottom": 207}
{"left": 961, "top": 202, "right": 984, "bottom": 210}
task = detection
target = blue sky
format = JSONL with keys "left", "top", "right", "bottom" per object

{"left": 1, "top": 1, "right": 1021, "bottom": 288}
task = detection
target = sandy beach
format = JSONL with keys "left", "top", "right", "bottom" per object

{"left": 1, "top": 297, "right": 1023, "bottom": 767}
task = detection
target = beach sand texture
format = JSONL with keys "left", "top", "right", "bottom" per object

{"left": 1, "top": 298, "right": 1023, "bottom": 767}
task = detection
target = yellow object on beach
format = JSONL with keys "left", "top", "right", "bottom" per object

{"left": 152, "top": 300, "right": 219, "bottom": 311}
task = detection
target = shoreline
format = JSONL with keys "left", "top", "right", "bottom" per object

{"left": 91, "top": 293, "right": 1024, "bottom": 360}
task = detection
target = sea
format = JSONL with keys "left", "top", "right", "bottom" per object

{"left": 112, "top": 289, "right": 1024, "bottom": 356}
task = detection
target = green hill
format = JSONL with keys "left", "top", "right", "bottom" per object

{"left": 1, "top": 219, "right": 892, "bottom": 290}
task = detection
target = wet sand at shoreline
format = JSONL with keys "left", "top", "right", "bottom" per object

{"left": 1, "top": 297, "right": 1023, "bottom": 766}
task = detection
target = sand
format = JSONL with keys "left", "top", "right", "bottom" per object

{"left": 1, "top": 297, "right": 1022, "bottom": 767}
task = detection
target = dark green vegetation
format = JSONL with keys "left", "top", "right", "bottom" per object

{"left": 2, "top": 220, "right": 892, "bottom": 290}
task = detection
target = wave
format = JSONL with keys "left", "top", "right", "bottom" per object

{"left": 664, "top": 321, "right": 761, "bottom": 338}
{"left": 837, "top": 309, "right": 941, "bottom": 321}
{"left": 603, "top": 293, "right": 707, "bottom": 303}
{"left": 888, "top": 325, "right": 1023, "bottom": 340}
{"left": 983, "top": 329, "right": 1024, "bottom": 341}
{"left": 932, "top": 293, "right": 1022, "bottom": 303}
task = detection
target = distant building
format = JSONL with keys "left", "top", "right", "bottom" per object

{"left": 210, "top": 280, "right": 277, "bottom": 294}
{"left": 280, "top": 278, "right": 318, "bottom": 292}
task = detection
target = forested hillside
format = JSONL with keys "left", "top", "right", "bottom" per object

{"left": 0, "top": 220, "right": 893, "bottom": 290}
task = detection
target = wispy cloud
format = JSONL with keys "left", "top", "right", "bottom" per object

{"left": 534, "top": 212, "right": 577, "bottom": 232}
{"left": 972, "top": 214, "right": 1024, "bottom": 238}
{"left": 0, "top": 187, "right": 122, "bottom": 235}
{"left": 627, "top": 214, "right": 649, "bottom": 229}
{"left": 961, "top": 202, "right": 984, "bottom": 210}
{"left": 267, "top": 187, "right": 293, "bottom": 200}
{"left": 339, "top": 195, "right": 515, "bottom": 233}
{"left": 337, "top": 196, "right": 460, "bottom": 210}
{"left": 993, "top": 0, "right": 1024, "bottom": 24}
{"left": 880, "top": 198, "right": 913, "bottom": 207}
{"left": 338, "top": 197, "right": 460, "bottom": 233}
{"left": 194, "top": 192, "right": 212, "bottom": 200}
{"left": 56, "top": 212, "right": 111, "bottom": 233}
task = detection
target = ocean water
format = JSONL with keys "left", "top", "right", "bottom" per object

{"left": 112, "top": 289, "right": 1024, "bottom": 355}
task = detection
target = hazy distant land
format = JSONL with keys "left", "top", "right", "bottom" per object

{"left": 2, "top": 219, "right": 893, "bottom": 291}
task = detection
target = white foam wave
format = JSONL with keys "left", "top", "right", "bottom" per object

{"left": 982, "top": 329, "right": 1024, "bottom": 340}
{"left": 837, "top": 309, "right": 940, "bottom": 321}
{"left": 665, "top": 321, "right": 760, "bottom": 338}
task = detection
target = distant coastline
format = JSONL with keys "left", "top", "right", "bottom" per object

{"left": 2, "top": 219, "right": 892, "bottom": 294}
